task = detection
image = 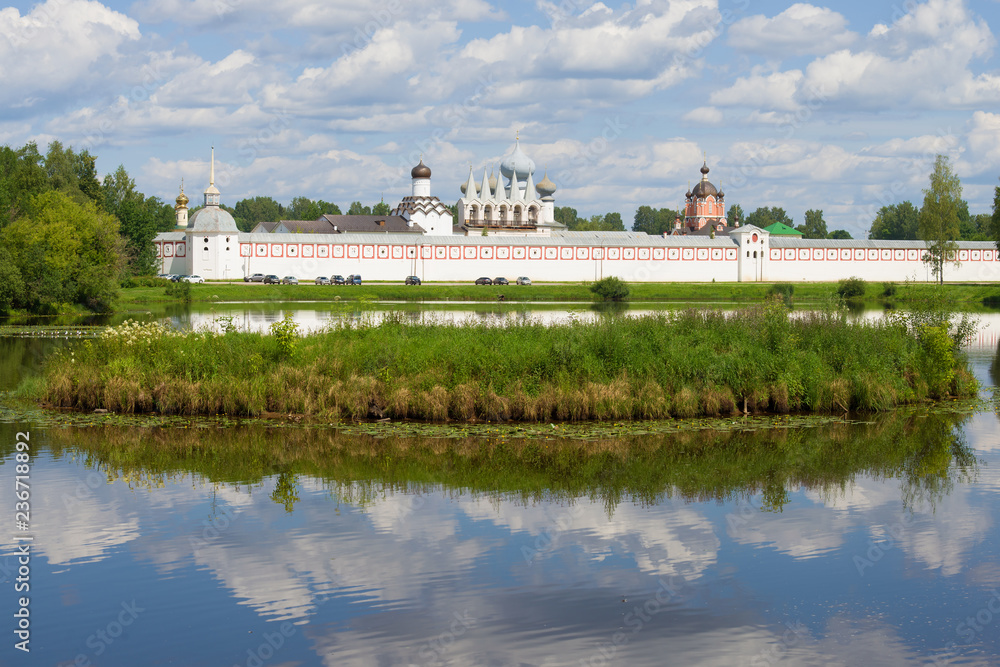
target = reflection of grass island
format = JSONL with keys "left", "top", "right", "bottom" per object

{"left": 36, "top": 300, "right": 978, "bottom": 421}
{"left": 44, "top": 408, "right": 977, "bottom": 513}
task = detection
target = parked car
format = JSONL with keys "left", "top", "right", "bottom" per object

{"left": 516, "top": 276, "right": 532, "bottom": 285}
{"left": 404, "top": 275, "right": 421, "bottom": 285}
{"left": 263, "top": 274, "right": 280, "bottom": 284}
{"left": 171, "top": 274, "right": 188, "bottom": 282}
{"left": 493, "top": 277, "right": 509, "bottom": 285}
{"left": 157, "top": 273, "right": 172, "bottom": 280}
{"left": 347, "top": 274, "right": 362, "bottom": 285}
{"left": 281, "top": 276, "right": 299, "bottom": 285}
{"left": 183, "top": 275, "right": 205, "bottom": 283}
{"left": 245, "top": 273, "right": 265, "bottom": 282}
{"left": 315, "top": 276, "right": 331, "bottom": 285}
{"left": 331, "top": 275, "right": 345, "bottom": 285}
{"left": 474, "top": 277, "right": 492, "bottom": 285}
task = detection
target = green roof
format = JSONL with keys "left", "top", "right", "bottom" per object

{"left": 763, "top": 222, "right": 801, "bottom": 236}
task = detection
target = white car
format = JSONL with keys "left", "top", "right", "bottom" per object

{"left": 183, "top": 275, "right": 205, "bottom": 284}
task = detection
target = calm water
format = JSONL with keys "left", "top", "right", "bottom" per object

{"left": 1, "top": 306, "right": 1000, "bottom": 666}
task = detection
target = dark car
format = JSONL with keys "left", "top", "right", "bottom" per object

{"left": 315, "top": 276, "right": 331, "bottom": 285}
{"left": 493, "top": 277, "right": 509, "bottom": 285}
{"left": 474, "top": 277, "right": 492, "bottom": 285}
{"left": 171, "top": 274, "right": 187, "bottom": 282}
{"left": 516, "top": 276, "right": 532, "bottom": 285}
{"left": 245, "top": 273, "right": 265, "bottom": 282}
{"left": 405, "top": 275, "right": 421, "bottom": 285}
{"left": 331, "top": 275, "right": 345, "bottom": 285}
{"left": 347, "top": 274, "right": 362, "bottom": 285}
{"left": 263, "top": 274, "right": 280, "bottom": 284}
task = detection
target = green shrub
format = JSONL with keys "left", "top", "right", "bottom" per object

{"left": 882, "top": 282, "right": 897, "bottom": 298}
{"left": 837, "top": 277, "right": 867, "bottom": 300}
{"left": 767, "top": 283, "right": 794, "bottom": 299}
{"left": 165, "top": 280, "right": 192, "bottom": 303}
{"left": 590, "top": 277, "right": 630, "bottom": 302}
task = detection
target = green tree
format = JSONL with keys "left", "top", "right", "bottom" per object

{"left": 0, "top": 142, "right": 48, "bottom": 228}
{"left": 633, "top": 206, "right": 680, "bottom": 235}
{"left": 101, "top": 165, "right": 161, "bottom": 276}
{"left": 2, "top": 190, "right": 125, "bottom": 312}
{"left": 372, "top": 200, "right": 391, "bottom": 216}
{"left": 554, "top": 206, "right": 580, "bottom": 228}
{"left": 797, "top": 209, "right": 827, "bottom": 239}
{"left": 590, "top": 276, "right": 629, "bottom": 301}
{"left": 962, "top": 213, "right": 991, "bottom": 241}
{"left": 233, "top": 196, "right": 284, "bottom": 231}
{"left": 348, "top": 201, "right": 371, "bottom": 216}
{"left": 287, "top": 196, "right": 321, "bottom": 220}
{"left": 828, "top": 229, "right": 853, "bottom": 240}
{"left": 868, "top": 201, "right": 919, "bottom": 240}
{"left": 991, "top": 179, "right": 1000, "bottom": 253}
{"left": 316, "top": 199, "right": 342, "bottom": 215}
{"left": 727, "top": 203, "right": 744, "bottom": 226}
{"left": 745, "top": 206, "right": 793, "bottom": 229}
{"left": 919, "top": 155, "right": 962, "bottom": 285}
{"left": 603, "top": 212, "right": 624, "bottom": 230}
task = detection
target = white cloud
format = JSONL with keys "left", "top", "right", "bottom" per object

{"left": 728, "top": 4, "right": 857, "bottom": 56}
{"left": 0, "top": 0, "right": 140, "bottom": 106}
{"left": 709, "top": 69, "right": 804, "bottom": 111}
{"left": 683, "top": 106, "right": 724, "bottom": 125}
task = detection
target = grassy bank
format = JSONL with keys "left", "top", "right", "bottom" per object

{"left": 118, "top": 279, "right": 1000, "bottom": 307}
{"left": 37, "top": 301, "right": 978, "bottom": 421}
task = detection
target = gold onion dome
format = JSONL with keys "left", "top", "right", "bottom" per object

{"left": 536, "top": 171, "right": 557, "bottom": 197}
{"left": 460, "top": 181, "right": 480, "bottom": 195}
{"left": 175, "top": 182, "right": 188, "bottom": 208}
{"left": 488, "top": 169, "right": 498, "bottom": 192}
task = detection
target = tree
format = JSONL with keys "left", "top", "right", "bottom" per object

{"left": 991, "top": 179, "right": 1000, "bottom": 253}
{"left": 868, "top": 202, "right": 919, "bottom": 240}
{"left": 102, "top": 165, "right": 162, "bottom": 276}
{"left": 919, "top": 154, "right": 962, "bottom": 285}
{"left": 1, "top": 190, "right": 125, "bottom": 312}
{"left": 727, "top": 203, "right": 744, "bottom": 226}
{"left": 632, "top": 206, "right": 680, "bottom": 235}
{"left": 745, "top": 206, "right": 793, "bottom": 229}
{"left": 0, "top": 142, "right": 48, "bottom": 228}
{"left": 603, "top": 212, "right": 623, "bottom": 230}
{"left": 287, "top": 196, "right": 321, "bottom": 220}
{"left": 553, "top": 206, "right": 579, "bottom": 228}
{"left": 797, "top": 209, "right": 827, "bottom": 239}
{"left": 590, "top": 276, "right": 629, "bottom": 301}
{"left": 828, "top": 229, "right": 853, "bottom": 240}
{"left": 962, "top": 213, "right": 992, "bottom": 241}
{"left": 234, "top": 196, "right": 284, "bottom": 231}
{"left": 348, "top": 201, "right": 371, "bottom": 216}
{"left": 372, "top": 200, "right": 391, "bottom": 216}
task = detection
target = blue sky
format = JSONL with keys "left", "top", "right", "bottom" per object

{"left": 1, "top": 0, "right": 999, "bottom": 236}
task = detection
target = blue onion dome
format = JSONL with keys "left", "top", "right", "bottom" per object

{"left": 536, "top": 171, "right": 557, "bottom": 197}
{"left": 411, "top": 159, "right": 431, "bottom": 179}
{"left": 500, "top": 139, "right": 535, "bottom": 182}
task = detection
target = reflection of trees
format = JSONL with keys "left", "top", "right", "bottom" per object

{"left": 43, "top": 408, "right": 978, "bottom": 514}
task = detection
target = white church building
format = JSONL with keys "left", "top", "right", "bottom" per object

{"left": 155, "top": 143, "right": 1000, "bottom": 284}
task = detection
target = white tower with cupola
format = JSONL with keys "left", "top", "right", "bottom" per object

{"left": 185, "top": 148, "right": 241, "bottom": 279}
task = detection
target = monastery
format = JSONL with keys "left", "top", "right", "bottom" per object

{"left": 155, "top": 143, "right": 1000, "bottom": 283}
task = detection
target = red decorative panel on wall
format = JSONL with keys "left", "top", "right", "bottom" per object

{"left": 392, "top": 245, "right": 403, "bottom": 259}
{"left": 711, "top": 248, "right": 723, "bottom": 260}
{"left": 907, "top": 249, "right": 919, "bottom": 261}
{"left": 827, "top": 249, "right": 838, "bottom": 260}
{"left": 894, "top": 250, "right": 905, "bottom": 261}
{"left": 696, "top": 248, "right": 708, "bottom": 260}
{"left": 785, "top": 249, "right": 796, "bottom": 260}
{"left": 880, "top": 249, "right": 891, "bottom": 261}
{"left": 286, "top": 244, "right": 298, "bottom": 258}
{"left": 302, "top": 245, "right": 314, "bottom": 258}
{"left": 682, "top": 248, "right": 694, "bottom": 261}
{"left": 512, "top": 247, "right": 526, "bottom": 260}
{"left": 667, "top": 248, "right": 679, "bottom": 260}
{"left": 481, "top": 247, "right": 494, "bottom": 259}
{"left": 653, "top": 248, "right": 665, "bottom": 260}
{"left": 497, "top": 247, "right": 510, "bottom": 260}
{"left": 347, "top": 245, "right": 359, "bottom": 258}
{"left": 377, "top": 245, "right": 389, "bottom": 259}
{"left": 272, "top": 245, "right": 283, "bottom": 257}
{"left": 333, "top": 245, "right": 345, "bottom": 258}
{"left": 450, "top": 246, "right": 461, "bottom": 259}
{"left": 623, "top": 248, "right": 635, "bottom": 260}
{"left": 813, "top": 249, "right": 824, "bottom": 260}
{"left": 576, "top": 247, "right": 589, "bottom": 260}
{"left": 240, "top": 244, "right": 251, "bottom": 257}
{"left": 156, "top": 244, "right": 162, "bottom": 257}
{"left": 798, "top": 248, "right": 809, "bottom": 260}
{"left": 867, "top": 249, "right": 878, "bottom": 260}
{"left": 318, "top": 245, "right": 329, "bottom": 258}
{"left": 607, "top": 248, "right": 620, "bottom": 260}
{"left": 434, "top": 246, "right": 445, "bottom": 259}
{"left": 176, "top": 244, "right": 185, "bottom": 257}
{"left": 771, "top": 249, "right": 781, "bottom": 260}
{"left": 959, "top": 250, "right": 969, "bottom": 261}
{"left": 560, "top": 247, "right": 573, "bottom": 260}
{"left": 362, "top": 245, "right": 375, "bottom": 259}
{"left": 593, "top": 248, "right": 604, "bottom": 260}
{"left": 638, "top": 248, "right": 650, "bottom": 260}
{"left": 421, "top": 246, "right": 432, "bottom": 259}
{"left": 545, "top": 247, "right": 558, "bottom": 260}
{"left": 464, "top": 246, "right": 477, "bottom": 259}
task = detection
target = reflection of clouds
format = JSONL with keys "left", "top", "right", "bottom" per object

{"left": 459, "top": 496, "right": 720, "bottom": 580}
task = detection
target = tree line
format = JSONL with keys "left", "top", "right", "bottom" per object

{"left": 222, "top": 196, "right": 393, "bottom": 232}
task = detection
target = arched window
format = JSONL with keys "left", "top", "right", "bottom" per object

{"left": 484, "top": 205, "right": 493, "bottom": 223}
{"left": 527, "top": 205, "right": 538, "bottom": 223}
{"left": 513, "top": 205, "right": 523, "bottom": 225}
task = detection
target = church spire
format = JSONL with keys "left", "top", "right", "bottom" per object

{"left": 204, "top": 147, "right": 221, "bottom": 207}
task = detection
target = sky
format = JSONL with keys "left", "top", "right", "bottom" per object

{"left": 1, "top": 0, "right": 999, "bottom": 237}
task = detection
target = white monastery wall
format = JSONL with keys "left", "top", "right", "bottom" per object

{"left": 155, "top": 233, "right": 1000, "bottom": 283}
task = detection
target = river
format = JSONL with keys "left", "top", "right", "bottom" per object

{"left": 1, "top": 303, "right": 999, "bottom": 665}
